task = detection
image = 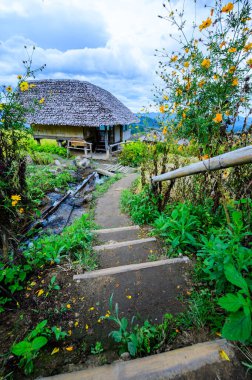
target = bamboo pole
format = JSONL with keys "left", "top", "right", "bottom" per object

{"left": 152, "top": 145, "right": 252, "bottom": 183}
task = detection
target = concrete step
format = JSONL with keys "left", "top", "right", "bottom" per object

{"left": 92, "top": 225, "right": 146, "bottom": 243}
{"left": 93, "top": 238, "right": 159, "bottom": 267}
{"left": 42, "top": 339, "right": 242, "bottom": 380}
{"left": 72, "top": 258, "right": 191, "bottom": 342}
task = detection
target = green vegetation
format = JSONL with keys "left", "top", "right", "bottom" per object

{"left": 28, "top": 139, "right": 68, "bottom": 158}
{"left": 102, "top": 296, "right": 175, "bottom": 357}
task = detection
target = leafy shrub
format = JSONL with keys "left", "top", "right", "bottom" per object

{"left": 121, "top": 187, "right": 160, "bottom": 225}
{"left": 29, "top": 151, "right": 54, "bottom": 165}
{"left": 28, "top": 139, "right": 68, "bottom": 157}
{"left": 119, "top": 141, "right": 147, "bottom": 167}
{"left": 152, "top": 202, "right": 201, "bottom": 255}
{"left": 197, "top": 210, "right": 252, "bottom": 293}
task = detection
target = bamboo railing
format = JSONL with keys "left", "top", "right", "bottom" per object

{"left": 152, "top": 145, "right": 252, "bottom": 183}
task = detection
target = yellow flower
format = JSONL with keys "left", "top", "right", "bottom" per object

{"left": 199, "top": 17, "right": 212, "bottom": 31}
{"left": 85, "top": 324, "right": 89, "bottom": 330}
{"left": 17, "top": 75, "right": 22, "bottom": 79}
{"left": 89, "top": 307, "right": 95, "bottom": 311}
{"left": 19, "top": 81, "right": 29, "bottom": 92}
{"left": 159, "top": 105, "right": 165, "bottom": 113}
{"left": 126, "top": 295, "right": 132, "bottom": 299}
{"left": 229, "top": 66, "right": 236, "bottom": 73}
{"left": 163, "top": 95, "right": 169, "bottom": 100}
{"left": 225, "top": 110, "right": 230, "bottom": 116}
{"left": 6, "top": 86, "right": 12, "bottom": 92}
{"left": 39, "top": 97, "right": 45, "bottom": 104}
{"left": 171, "top": 55, "right": 178, "bottom": 62}
{"left": 243, "top": 42, "right": 252, "bottom": 52}
{"left": 246, "top": 58, "right": 252, "bottom": 68}
{"left": 11, "top": 195, "right": 21, "bottom": 202}
{"left": 184, "top": 47, "right": 189, "bottom": 53}
{"left": 162, "top": 127, "right": 167, "bottom": 135}
{"left": 199, "top": 79, "right": 206, "bottom": 88}
{"left": 228, "top": 47, "right": 237, "bottom": 53}
{"left": 66, "top": 304, "right": 71, "bottom": 309}
{"left": 182, "top": 112, "right": 186, "bottom": 119}
{"left": 184, "top": 61, "right": 189, "bottom": 68}
{"left": 19, "top": 208, "right": 24, "bottom": 214}
{"left": 68, "top": 330, "right": 72, "bottom": 336}
{"left": 12, "top": 201, "right": 18, "bottom": 207}
{"left": 97, "top": 319, "right": 101, "bottom": 323}
{"left": 213, "top": 113, "right": 222, "bottom": 123}
{"left": 221, "top": 3, "right": 234, "bottom": 13}
{"left": 219, "top": 41, "right": 226, "bottom": 49}
{"left": 201, "top": 58, "right": 211, "bottom": 68}
{"left": 232, "top": 78, "right": 238, "bottom": 86}
{"left": 213, "top": 74, "right": 218, "bottom": 80}
{"left": 65, "top": 346, "right": 74, "bottom": 351}
{"left": 29, "top": 84, "right": 36, "bottom": 88}
{"left": 178, "top": 146, "right": 183, "bottom": 152}
{"left": 74, "top": 321, "right": 79, "bottom": 327}
{"left": 176, "top": 88, "right": 182, "bottom": 96}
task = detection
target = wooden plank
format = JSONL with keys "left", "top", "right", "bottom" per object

{"left": 93, "top": 237, "right": 156, "bottom": 251}
{"left": 152, "top": 145, "right": 252, "bottom": 182}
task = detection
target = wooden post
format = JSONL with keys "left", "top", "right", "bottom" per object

{"left": 152, "top": 146, "right": 252, "bottom": 183}
{"left": 105, "top": 126, "right": 110, "bottom": 159}
{"left": 120, "top": 125, "right": 124, "bottom": 142}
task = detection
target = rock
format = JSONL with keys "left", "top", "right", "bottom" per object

{"left": 70, "top": 197, "right": 85, "bottom": 207}
{"left": 83, "top": 194, "right": 93, "bottom": 203}
{"left": 54, "top": 159, "right": 61, "bottom": 166}
{"left": 120, "top": 352, "right": 131, "bottom": 361}
{"left": 75, "top": 158, "right": 91, "bottom": 168}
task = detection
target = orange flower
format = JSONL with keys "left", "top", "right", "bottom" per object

{"left": 228, "top": 47, "right": 237, "bottom": 53}
{"left": 65, "top": 346, "right": 74, "bottom": 352}
{"left": 162, "top": 127, "right": 167, "bottom": 135}
{"left": 213, "top": 113, "right": 222, "bottom": 123}
{"left": 221, "top": 3, "right": 234, "bottom": 13}
{"left": 182, "top": 112, "right": 186, "bottom": 119}
{"left": 201, "top": 58, "right": 211, "bottom": 68}
{"left": 171, "top": 55, "right": 178, "bottom": 62}
{"left": 232, "top": 78, "right": 238, "bottom": 86}
{"left": 199, "top": 17, "right": 212, "bottom": 31}
{"left": 201, "top": 154, "right": 210, "bottom": 160}
{"left": 243, "top": 42, "right": 252, "bottom": 52}
{"left": 229, "top": 66, "right": 236, "bottom": 74}
{"left": 159, "top": 105, "right": 165, "bottom": 113}
{"left": 198, "top": 79, "right": 206, "bottom": 87}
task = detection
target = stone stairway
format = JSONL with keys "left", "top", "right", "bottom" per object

{"left": 44, "top": 174, "right": 244, "bottom": 379}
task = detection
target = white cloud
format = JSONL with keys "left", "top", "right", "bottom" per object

{"left": 0, "top": 0, "right": 213, "bottom": 111}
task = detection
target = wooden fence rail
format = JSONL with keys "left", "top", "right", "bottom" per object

{"left": 152, "top": 145, "right": 252, "bottom": 183}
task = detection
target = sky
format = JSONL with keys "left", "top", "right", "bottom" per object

{"left": 0, "top": 0, "right": 209, "bottom": 112}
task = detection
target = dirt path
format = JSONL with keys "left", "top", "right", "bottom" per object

{"left": 94, "top": 173, "right": 138, "bottom": 228}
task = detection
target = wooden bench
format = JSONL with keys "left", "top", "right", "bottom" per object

{"left": 67, "top": 140, "right": 92, "bottom": 157}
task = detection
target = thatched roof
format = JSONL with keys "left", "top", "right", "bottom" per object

{"left": 20, "top": 79, "right": 138, "bottom": 127}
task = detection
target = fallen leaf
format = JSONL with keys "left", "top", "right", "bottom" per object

{"left": 85, "top": 324, "right": 89, "bottom": 330}
{"left": 74, "top": 321, "right": 79, "bottom": 327}
{"left": 37, "top": 289, "right": 44, "bottom": 297}
{"left": 219, "top": 350, "right": 230, "bottom": 361}
{"left": 30, "top": 281, "right": 36, "bottom": 287}
{"left": 89, "top": 307, "right": 94, "bottom": 311}
{"left": 51, "top": 347, "right": 60, "bottom": 355}
{"left": 65, "top": 346, "right": 74, "bottom": 352}
{"left": 68, "top": 330, "right": 72, "bottom": 336}
{"left": 126, "top": 295, "right": 132, "bottom": 299}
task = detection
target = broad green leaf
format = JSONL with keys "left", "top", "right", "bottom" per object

{"left": 224, "top": 264, "right": 249, "bottom": 294}
{"left": 222, "top": 311, "right": 251, "bottom": 342}
{"left": 31, "top": 336, "right": 48, "bottom": 351}
{"left": 128, "top": 341, "right": 137, "bottom": 356}
{"left": 120, "top": 317, "right": 128, "bottom": 332}
{"left": 109, "top": 330, "right": 122, "bottom": 342}
{"left": 218, "top": 293, "right": 244, "bottom": 312}
{"left": 12, "top": 341, "right": 32, "bottom": 356}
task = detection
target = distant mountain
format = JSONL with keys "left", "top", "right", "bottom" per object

{"left": 133, "top": 113, "right": 251, "bottom": 133}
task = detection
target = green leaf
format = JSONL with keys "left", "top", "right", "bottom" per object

{"left": 12, "top": 341, "right": 32, "bottom": 356}
{"left": 222, "top": 311, "right": 251, "bottom": 342}
{"left": 218, "top": 293, "right": 244, "bottom": 312}
{"left": 120, "top": 317, "right": 128, "bottom": 332}
{"left": 128, "top": 341, "right": 137, "bottom": 356}
{"left": 31, "top": 336, "right": 48, "bottom": 351}
{"left": 109, "top": 330, "right": 122, "bottom": 343}
{"left": 224, "top": 264, "right": 249, "bottom": 294}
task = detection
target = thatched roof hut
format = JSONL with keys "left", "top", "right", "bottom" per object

{"left": 21, "top": 79, "right": 138, "bottom": 126}
{"left": 20, "top": 79, "right": 138, "bottom": 156}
